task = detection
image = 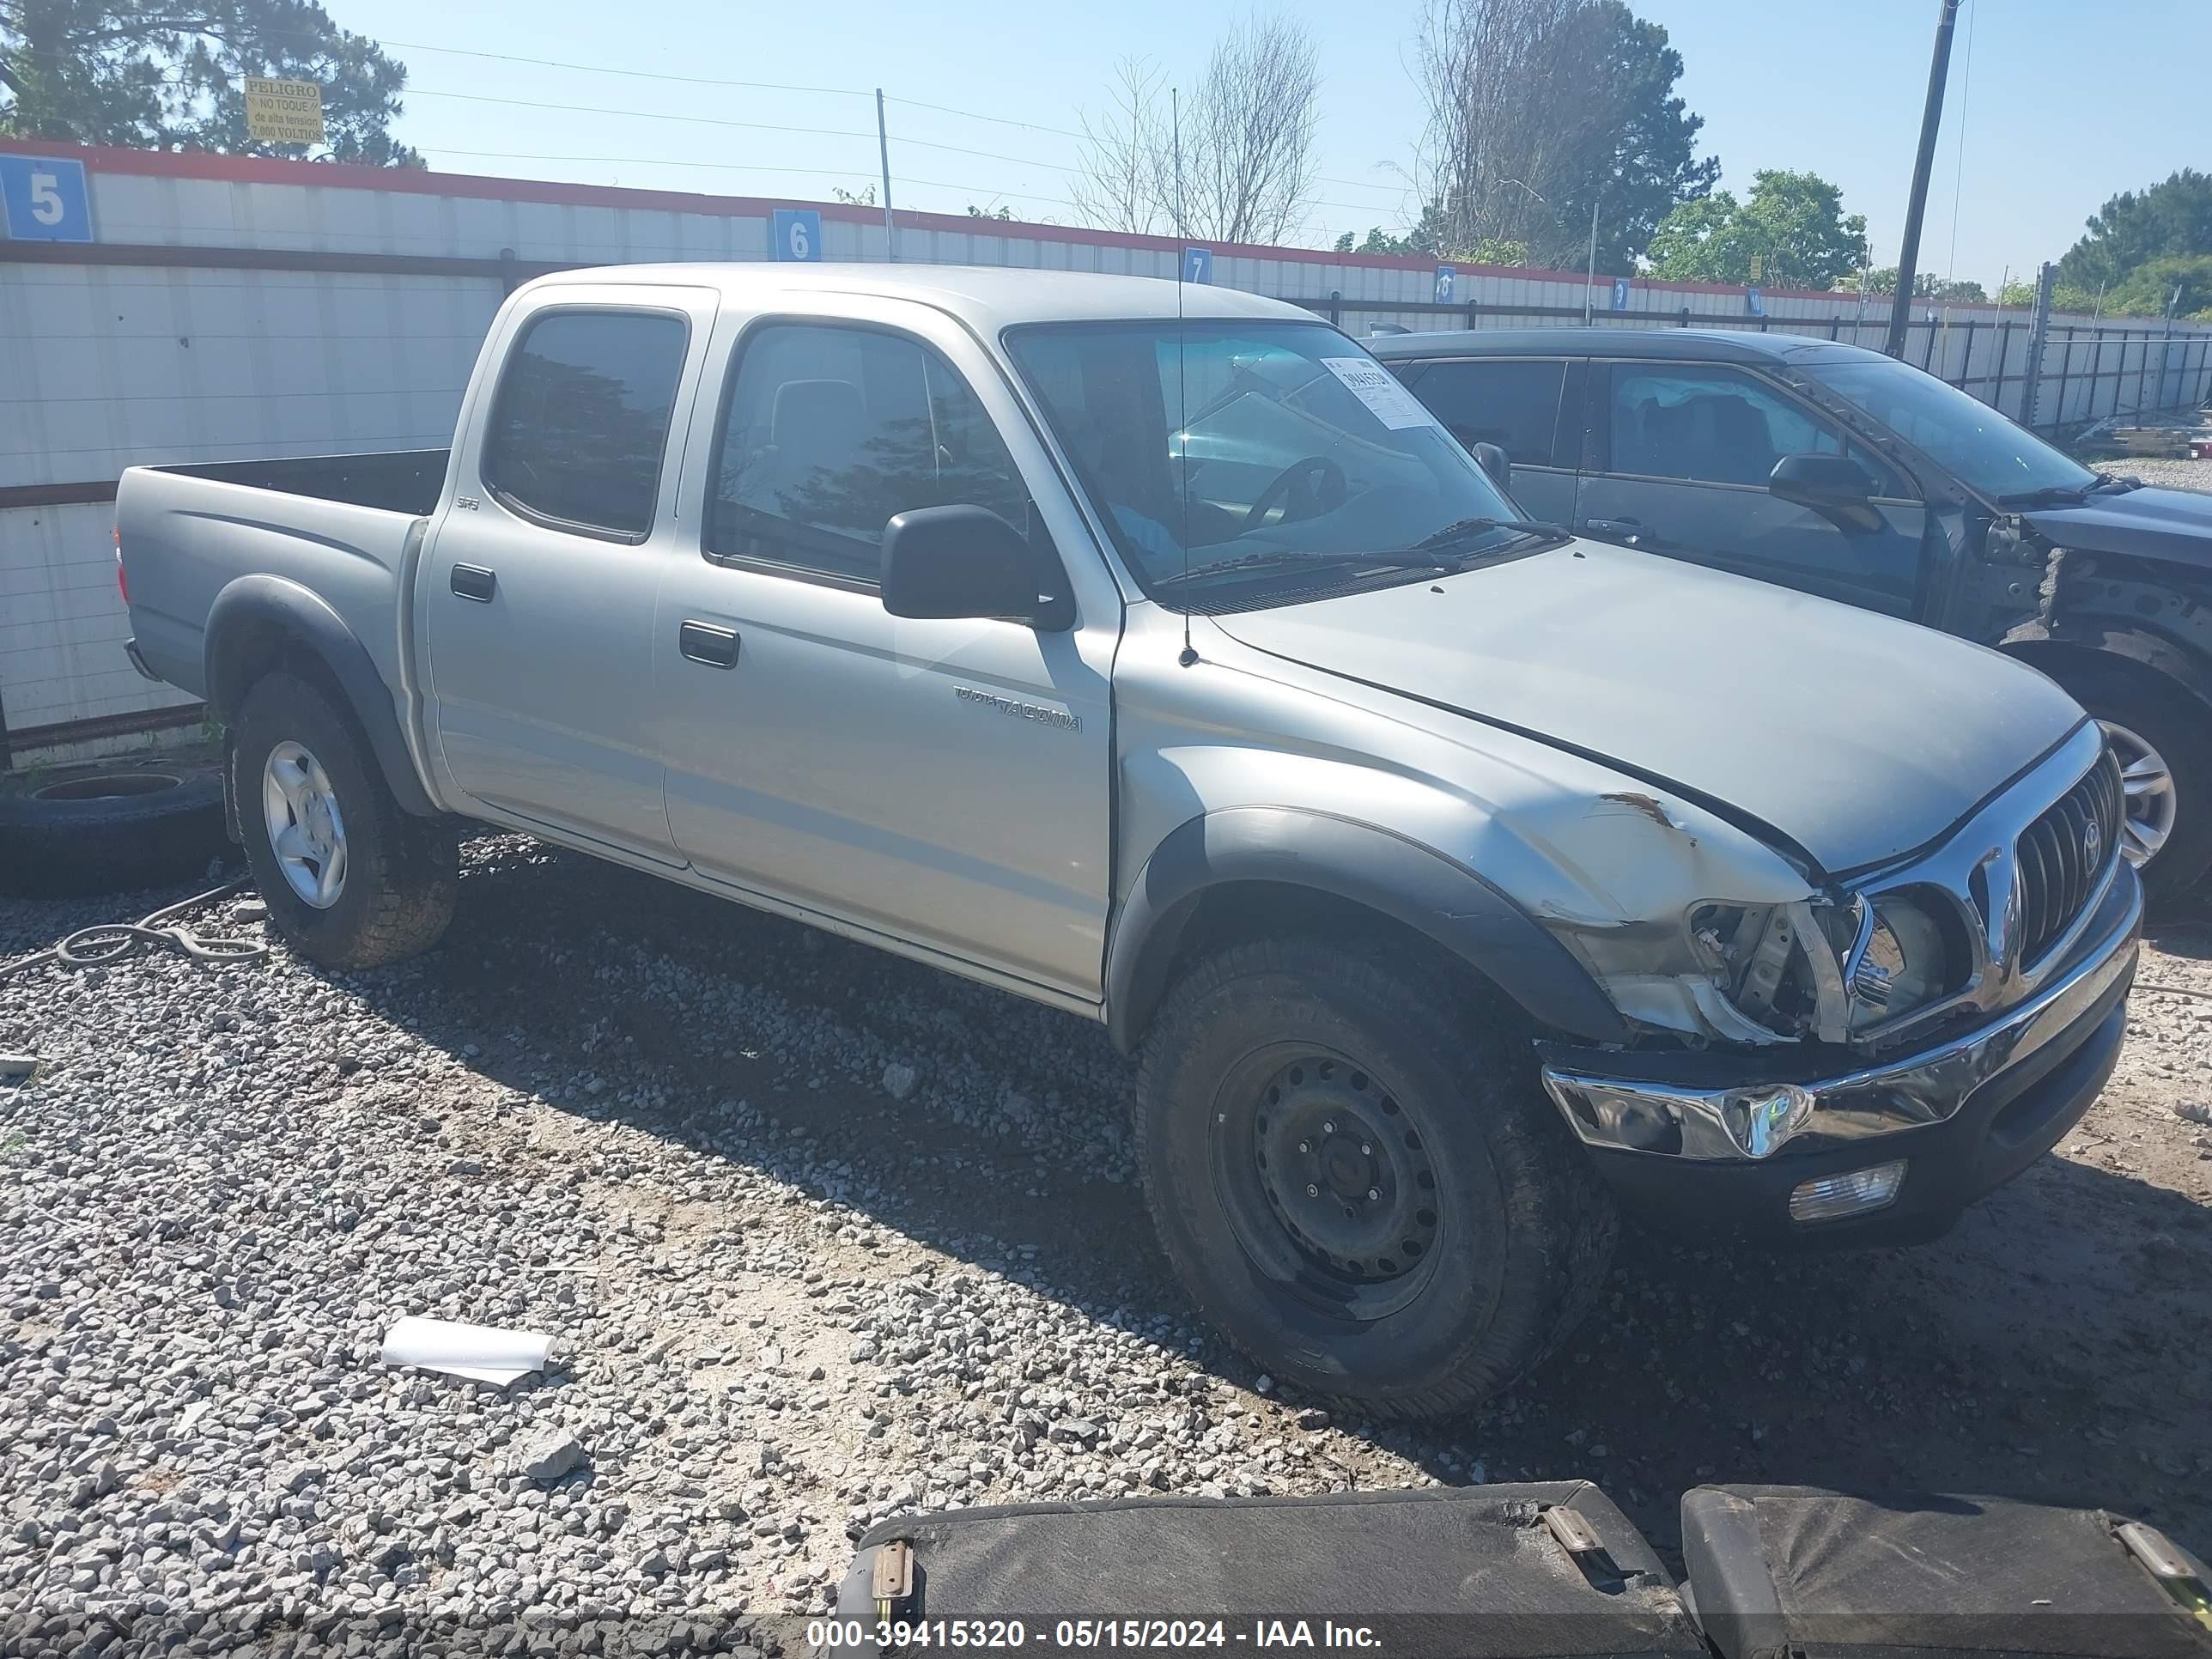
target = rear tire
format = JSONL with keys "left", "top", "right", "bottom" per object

{"left": 1134, "top": 936, "right": 1617, "bottom": 1419}
{"left": 2057, "top": 662, "right": 2212, "bottom": 908}
{"left": 230, "top": 671, "right": 455, "bottom": 969}
{"left": 0, "top": 758, "right": 230, "bottom": 897}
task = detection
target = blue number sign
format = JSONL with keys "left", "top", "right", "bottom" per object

{"left": 0, "top": 154, "right": 94, "bottom": 244}
{"left": 771, "top": 208, "right": 823, "bottom": 262}
{"left": 1433, "top": 264, "right": 1455, "bottom": 304}
{"left": 1182, "top": 246, "right": 1212, "bottom": 284}
{"left": 1745, "top": 286, "right": 1765, "bottom": 318}
{"left": 1611, "top": 276, "right": 1631, "bottom": 312}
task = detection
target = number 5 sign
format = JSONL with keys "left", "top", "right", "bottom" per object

{"left": 0, "top": 155, "right": 95, "bottom": 243}
{"left": 771, "top": 208, "right": 823, "bottom": 263}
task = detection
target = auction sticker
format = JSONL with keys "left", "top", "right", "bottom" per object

{"left": 1320, "top": 357, "right": 1436, "bottom": 430}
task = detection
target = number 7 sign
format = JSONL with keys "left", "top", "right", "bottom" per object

{"left": 0, "top": 155, "right": 95, "bottom": 243}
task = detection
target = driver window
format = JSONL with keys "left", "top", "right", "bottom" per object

{"left": 1607, "top": 365, "right": 1899, "bottom": 493}
{"left": 708, "top": 325, "right": 1030, "bottom": 583}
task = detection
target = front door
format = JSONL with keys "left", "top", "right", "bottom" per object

{"left": 425, "top": 285, "right": 717, "bottom": 860}
{"left": 1392, "top": 356, "right": 1580, "bottom": 525}
{"left": 651, "top": 301, "right": 1118, "bottom": 999}
{"left": 1574, "top": 361, "right": 1931, "bottom": 617}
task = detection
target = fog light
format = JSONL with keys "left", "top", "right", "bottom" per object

{"left": 1789, "top": 1160, "right": 1906, "bottom": 1223}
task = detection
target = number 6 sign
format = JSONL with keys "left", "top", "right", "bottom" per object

{"left": 771, "top": 208, "right": 823, "bottom": 263}
{"left": 0, "top": 155, "right": 95, "bottom": 243}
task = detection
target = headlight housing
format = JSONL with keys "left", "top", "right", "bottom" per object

{"left": 1844, "top": 890, "right": 1965, "bottom": 1037}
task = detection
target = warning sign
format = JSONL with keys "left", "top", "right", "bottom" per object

{"left": 244, "top": 78, "right": 325, "bottom": 146}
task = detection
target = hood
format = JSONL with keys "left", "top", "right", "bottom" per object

{"left": 2022, "top": 486, "right": 2212, "bottom": 569}
{"left": 1211, "top": 542, "right": 2087, "bottom": 876}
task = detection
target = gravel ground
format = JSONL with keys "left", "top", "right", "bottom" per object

{"left": 2098, "top": 454, "right": 2211, "bottom": 492}
{"left": 4, "top": 836, "right": 2210, "bottom": 1656}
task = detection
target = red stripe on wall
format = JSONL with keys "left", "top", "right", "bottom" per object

{"left": 0, "top": 137, "right": 1871, "bottom": 303}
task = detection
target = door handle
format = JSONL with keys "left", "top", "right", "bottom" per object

{"left": 1580, "top": 517, "right": 1647, "bottom": 546}
{"left": 678, "top": 620, "right": 740, "bottom": 669}
{"left": 450, "top": 563, "right": 497, "bottom": 602}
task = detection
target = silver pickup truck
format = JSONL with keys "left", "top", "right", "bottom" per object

{"left": 116, "top": 266, "right": 2141, "bottom": 1418}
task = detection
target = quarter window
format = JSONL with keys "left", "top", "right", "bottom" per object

{"left": 483, "top": 310, "right": 690, "bottom": 538}
{"left": 708, "top": 325, "right": 1030, "bottom": 584}
{"left": 1606, "top": 364, "right": 1900, "bottom": 493}
{"left": 1404, "top": 359, "right": 1568, "bottom": 467}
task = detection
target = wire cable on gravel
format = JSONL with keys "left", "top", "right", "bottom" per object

{"left": 0, "top": 879, "right": 270, "bottom": 979}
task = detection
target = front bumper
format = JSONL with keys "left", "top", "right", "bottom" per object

{"left": 1536, "top": 860, "right": 2141, "bottom": 1246}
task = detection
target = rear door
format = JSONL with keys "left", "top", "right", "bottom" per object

{"left": 1390, "top": 355, "right": 1579, "bottom": 524}
{"left": 423, "top": 284, "right": 717, "bottom": 860}
{"left": 1573, "top": 360, "right": 1931, "bottom": 617}
{"left": 649, "top": 296, "right": 1118, "bottom": 1000}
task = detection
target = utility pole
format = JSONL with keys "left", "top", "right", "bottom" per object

{"left": 1583, "top": 194, "right": 1601, "bottom": 325}
{"left": 1886, "top": 0, "right": 1964, "bottom": 358}
{"left": 875, "top": 88, "right": 897, "bottom": 262}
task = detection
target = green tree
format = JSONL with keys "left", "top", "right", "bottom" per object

{"left": 2101, "top": 252, "right": 2212, "bottom": 321}
{"left": 1847, "top": 267, "right": 1985, "bottom": 303}
{"left": 1330, "top": 210, "right": 1526, "bottom": 266}
{"left": 1644, "top": 168, "right": 1867, "bottom": 289}
{"left": 1412, "top": 0, "right": 1716, "bottom": 274}
{"left": 2057, "top": 169, "right": 2212, "bottom": 295}
{"left": 0, "top": 0, "right": 419, "bottom": 163}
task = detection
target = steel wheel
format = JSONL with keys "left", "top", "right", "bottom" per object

{"left": 1210, "top": 1044, "right": 1443, "bottom": 1322}
{"left": 261, "top": 739, "right": 348, "bottom": 909}
{"left": 2099, "top": 719, "right": 2178, "bottom": 868}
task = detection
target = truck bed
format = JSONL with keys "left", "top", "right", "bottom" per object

{"left": 156, "top": 448, "right": 450, "bottom": 516}
{"left": 116, "top": 448, "right": 450, "bottom": 707}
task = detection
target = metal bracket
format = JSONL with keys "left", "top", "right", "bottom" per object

{"left": 872, "top": 1538, "right": 915, "bottom": 1620}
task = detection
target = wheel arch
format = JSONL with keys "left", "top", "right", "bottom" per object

{"left": 1999, "top": 623, "right": 2212, "bottom": 715}
{"left": 204, "top": 574, "right": 438, "bottom": 817}
{"left": 1103, "top": 807, "right": 1628, "bottom": 1053}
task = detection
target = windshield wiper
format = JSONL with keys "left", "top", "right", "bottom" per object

{"left": 1152, "top": 548, "right": 1455, "bottom": 589}
{"left": 1407, "top": 515, "right": 1574, "bottom": 556}
{"left": 1996, "top": 483, "right": 2094, "bottom": 507}
{"left": 2088, "top": 470, "right": 2142, "bottom": 494}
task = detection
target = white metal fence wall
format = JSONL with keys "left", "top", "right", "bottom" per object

{"left": 5, "top": 144, "right": 2209, "bottom": 760}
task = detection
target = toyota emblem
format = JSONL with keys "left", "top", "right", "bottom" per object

{"left": 2083, "top": 816, "right": 2103, "bottom": 866}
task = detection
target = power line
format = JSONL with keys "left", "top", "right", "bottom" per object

{"left": 403, "top": 86, "right": 1085, "bottom": 172}
{"left": 307, "top": 36, "right": 1413, "bottom": 198}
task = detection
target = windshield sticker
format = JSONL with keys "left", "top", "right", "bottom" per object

{"left": 1320, "top": 357, "right": 1438, "bottom": 430}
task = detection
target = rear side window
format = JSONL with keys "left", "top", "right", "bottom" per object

{"left": 483, "top": 309, "right": 690, "bottom": 538}
{"left": 1605, "top": 363, "right": 1902, "bottom": 494}
{"left": 1405, "top": 359, "right": 1568, "bottom": 468}
{"left": 708, "top": 324, "right": 1030, "bottom": 584}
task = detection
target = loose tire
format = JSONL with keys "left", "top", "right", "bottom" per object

{"left": 2058, "top": 662, "right": 2212, "bottom": 907}
{"left": 0, "top": 757, "right": 231, "bottom": 897}
{"left": 1135, "top": 936, "right": 1617, "bottom": 1419}
{"left": 231, "top": 671, "right": 456, "bottom": 969}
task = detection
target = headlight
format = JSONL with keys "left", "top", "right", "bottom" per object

{"left": 1845, "top": 891, "right": 1960, "bottom": 1033}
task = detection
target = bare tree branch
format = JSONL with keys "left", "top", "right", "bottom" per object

{"left": 1072, "top": 14, "right": 1321, "bottom": 246}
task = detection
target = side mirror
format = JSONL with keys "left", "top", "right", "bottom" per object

{"left": 1769, "top": 453, "right": 1873, "bottom": 509}
{"left": 881, "top": 505, "right": 1070, "bottom": 629}
{"left": 1471, "top": 441, "right": 1513, "bottom": 491}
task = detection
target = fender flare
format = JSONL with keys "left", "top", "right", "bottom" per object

{"left": 204, "top": 573, "right": 439, "bottom": 817}
{"left": 2000, "top": 617, "right": 2212, "bottom": 714}
{"left": 1103, "top": 806, "right": 1628, "bottom": 1052}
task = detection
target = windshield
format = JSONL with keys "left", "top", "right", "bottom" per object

{"left": 1005, "top": 320, "right": 1530, "bottom": 605}
{"left": 1816, "top": 356, "right": 2096, "bottom": 503}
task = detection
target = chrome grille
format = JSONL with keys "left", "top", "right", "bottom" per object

{"left": 2017, "top": 747, "right": 2124, "bottom": 964}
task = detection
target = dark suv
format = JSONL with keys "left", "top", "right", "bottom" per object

{"left": 1375, "top": 328, "right": 2212, "bottom": 902}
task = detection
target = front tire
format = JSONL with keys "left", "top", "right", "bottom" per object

{"left": 1134, "top": 937, "right": 1617, "bottom": 1419}
{"left": 2059, "top": 662, "right": 2212, "bottom": 907}
{"left": 231, "top": 671, "right": 456, "bottom": 969}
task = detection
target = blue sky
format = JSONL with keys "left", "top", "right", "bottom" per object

{"left": 343, "top": 0, "right": 2208, "bottom": 289}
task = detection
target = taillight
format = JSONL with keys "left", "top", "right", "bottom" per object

{"left": 114, "top": 524, "right": 129, "bottom": 605}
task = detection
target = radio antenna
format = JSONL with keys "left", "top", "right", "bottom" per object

{"left": 1174, "top": 85, "right": 1196, "bottom": 668}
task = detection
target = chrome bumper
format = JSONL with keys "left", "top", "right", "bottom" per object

{"left": 1540, "top": 864, "right": 2142, "bottom": 1164}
